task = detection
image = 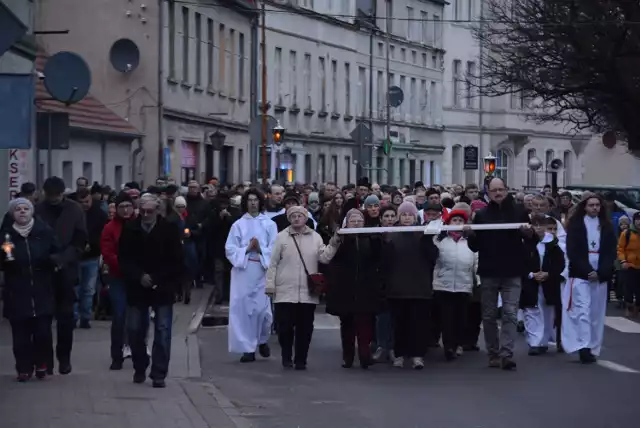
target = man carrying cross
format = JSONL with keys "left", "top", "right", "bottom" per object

{"left": 465, "top": 177, "right": 533, "bottom": 370}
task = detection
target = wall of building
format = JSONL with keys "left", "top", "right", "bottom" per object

{"left": 441, "top": 0, "right": 591, "bottom": 189}
{"left": 581, "top": 142, "right": 640, "bottom": 186}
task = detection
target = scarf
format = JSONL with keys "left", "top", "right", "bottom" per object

{"left": 449, "top": 231, "right": 463, "bottom": 242}
{"left": 13, "top": 219, "right": 34, "bottom": 238}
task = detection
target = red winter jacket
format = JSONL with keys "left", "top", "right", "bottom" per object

{"left": 100, "top": 216, "right": 132, "bottom": 278}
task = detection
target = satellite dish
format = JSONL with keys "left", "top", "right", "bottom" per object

{"left": 388, "top": 85, "right": 404, "bottom": 108}
{"left": 109, "top": 38, "right": 140, "bottom": 73}
{"left": 43, "top": 51, "right": 91, "bottom": 105}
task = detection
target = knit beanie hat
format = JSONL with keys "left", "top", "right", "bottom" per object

{"left": 620, "top": 215, "right": 631, "bottom": 226}
{"left": 345, "top": 208, "right": 365, "bottom": 224}
{"left": 397, "top": 201, "right": 418, "bottom": 219}
{"left": 308, "top": 192, "right": 320, "bottom": 204}
{"left": 287, "top": 205, "right": 308, "bottom": 221}
{"left": 470, "top": 199, "right": 488, "bottom": 213}
{"left": 452, "top": 202, "right": 472, "bottom": 219}
{"left": 445, "top": 209, "right": 469, "bottom": 224}
{"left": 9, "top": 197, "right": 33, "bottom": 214}
{"left": 115, "top": 191, "right": 133, "bottom": 207}
{"left": 364, "top": 194, "right": 380, "bottom": 207}
{"left": 174, "top": 196, "right": 187, "bottom": 207}
{"left": 424, "top": 202, "right": 443, "bottom": 213}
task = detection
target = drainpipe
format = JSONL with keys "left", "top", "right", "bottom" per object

{"left": 478, "top": 0, "right": 485, "bottom": 185}
{"left": 249, "top": 9, "right": 259, "bottom": 184}
{"left": 157, "top": 0, "right": 165, "bottom": 182}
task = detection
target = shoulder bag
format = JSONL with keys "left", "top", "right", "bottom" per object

{"left": 291, "top": 234, "right": 326, "bottom": 295}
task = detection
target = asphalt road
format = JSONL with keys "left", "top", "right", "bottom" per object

{"left": 198, "top": 308, "right": 640, "bottom": 428}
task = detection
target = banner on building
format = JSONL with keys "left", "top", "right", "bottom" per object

{"left": 8, "top": 149, "right": 29, "bottom": 199}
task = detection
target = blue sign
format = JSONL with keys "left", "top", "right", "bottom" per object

{"left": 0, "top": 74, "right": 33, "bottom": 149}
{"left": 163, "top": 147, "right": 171, "bottom": 175}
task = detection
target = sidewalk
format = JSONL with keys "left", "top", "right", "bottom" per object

{"left": 0, "top": 287, "right": 250, "bottom": 428}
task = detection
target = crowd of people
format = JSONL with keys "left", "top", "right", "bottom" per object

{"left": 0, "top": 173, "right": 630, "bottom": 386}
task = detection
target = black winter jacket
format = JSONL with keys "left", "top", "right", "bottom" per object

{"left": 466, "top": 195, "right": 531, "bottom": 278}
{"left": 1, "top": 219, "right": 61, "bottom": 320}
{"left": 566, "top": 215, "right": 617, "bottom": 282}
{"left": 520, "top": 237, "right": 565, "bottom": 308}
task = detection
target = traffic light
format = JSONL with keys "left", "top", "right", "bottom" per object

{"left": 382, "top": 138, "right": 392, "bottom": 155}
{"left": 272, "top": 120, "right": 285, "bottom": 146}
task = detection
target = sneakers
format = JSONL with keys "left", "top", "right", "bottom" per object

{"left": 411, "top": 357, "right": 424, "bottom": 370}
{"left": 392, "top": 356, "right": 405, "bottom": 368}
{"left": 123, "top": 345, "right": 132, "bottom": 359}
{"left": 372, "top": 347, "right": 387, "bottom": 363}
{"left": 455, "top": 346, "right": 464, "bottom": 357}
{"left": 16, "top": 373, "right": 31, "bottom": 382}
{"left": 35, "top": 366, "right": 47, "bottom": 380}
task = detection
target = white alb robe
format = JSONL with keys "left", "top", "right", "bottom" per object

{"left": 524, "top": 233, "right": 567, "bottom": 347}
{"left": 225, "top": 213, "right": 278, "bottom": 354}
{"left": 561, "top": 215, "right": 608, "bottom": 356}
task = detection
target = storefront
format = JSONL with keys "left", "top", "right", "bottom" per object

{"left": 181, "top": 141, "right": 198, "bottom": 185}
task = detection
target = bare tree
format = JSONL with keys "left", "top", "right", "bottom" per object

{"left": 474, "top": 0, "right": 640, "bottom": 152}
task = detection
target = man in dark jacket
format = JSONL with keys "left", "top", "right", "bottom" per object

{"left": 272, "top": 191, "right": 315, "bottom": 232}
{"left": 466, "top": 177, "right": 533, "bottom": 371}
{"left": 118, "top": 193, "right": 184, "bottom": 388}
{"left": 36, "top": 177, "right": 87, "bottom": 375}
{"left": 185, "top": 181, "right": 209, "bottom": 287}
{"left": 74, "top": 188, "right": 108, "bottom": 329}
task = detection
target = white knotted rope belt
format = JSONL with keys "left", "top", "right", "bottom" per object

{"left": 337, "top": 222, "right": 530, "bottom": 235}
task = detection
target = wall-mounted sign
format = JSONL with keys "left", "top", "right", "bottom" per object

{"left": 463, "top": 145, "right": 479, "bottom": 170}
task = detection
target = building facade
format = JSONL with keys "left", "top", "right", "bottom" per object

{"left": 441, "top": 0, "right": 592, "bottom": 190}
{"left": 260, "top": 0, "right": 445, "bottom": 186}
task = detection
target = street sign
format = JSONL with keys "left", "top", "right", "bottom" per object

{"left": 388, "top": 85, "right": 404, "bottom": 108}
{"left": 249, "top": 115, "right": 278, "bottom": 146}
{"left": 383, "top": 138, "right": 392, "bottom": 155}
{"left": 463, "top": 145, "right": 479, "bottom": 170}
{"left": 349, "top": 122, "right": 373, "bottom": 144}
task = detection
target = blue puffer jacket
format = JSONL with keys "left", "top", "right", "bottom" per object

{"left": 1, "top": 218, "right": 61, "bottom": 320}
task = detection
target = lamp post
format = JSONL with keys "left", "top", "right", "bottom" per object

{"left": 209, "top": 130, "right": 226, "bottom": 151}
{"left": 483, "top": 152, "right": 496, "bottom": 176}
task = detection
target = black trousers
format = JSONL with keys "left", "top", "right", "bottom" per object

{"left": 11, "top": 316, "right": 53, "bottom": 375}
{"left": 434, "top": 291, "right": 469, "bottom": 351}
{"left": 461, "top": 300, "right": 482, "bottom": 348}
{"left": 388, "top": 299, "right": 430, "bottom": 358}
{"left": 275, "top": 302, "right": 315, "bottom": 365}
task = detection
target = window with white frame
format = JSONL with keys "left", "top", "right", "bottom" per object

{"left": 182, "top": 7, "right": 189, "bottom": 82}
{"left": 421, "top": 11, "right": 428, "bottom": 44}
{"left": 495, "top": 149, "right": 509, "bottom": 185}
{"left": 358, "top": 66, "right": 366, "bottom": 117}
{"left": 331, "top": 60, "right": 338, "bottom": 112}
{"left": 406, "top": 7, "right": 414, "bottom": 40}
{"left": 319, "top": 56, "right": 326, "bottom": 111}
{"left": 229, "top": 29, "right": 236, "bottom": 96}
{"left": 468, "top": 0, "right": 473, "bottom": 19}
{"left": 304, "top": 53, "right": 312, "bottom": 109}
{"left": 466, "top": 61, "right": 476, "bottom": 108}
{"left": 239, "top": 33, "right": 245, "bottom": 98}
{"left": 454, "top": 0, "right": 459, "bottom": 20}
{"left": 289, "top": 50, "right": 297, "bottom": 106}
{"left": 545, "top": 149, "right": 554, "bottom": 173}
{"left": 195, "top": 13, "right": 202, "bottom": 86}
{"left": 430, "top": 81, "right": 436, "bottom": 115}
{"left": 453, "top": 59, "right": 462, "bottom": 107}
{"left": 275, "top": 47, "right": 283, "bottom": 105}
{"left": 168, "top": 1, "right": 176, "bottom": 78}
{"left": 527, "top": 149, "right": 537, "bottom": 187}
{"left": 206, "top": 18, "right": 213, "bottom": 88}
{"left": 387, "top": 0, "right": 393, "bottom": 33}
{"left": 410, "top": 77, "right": 416, "bottom": 119}
{"left": 433, "top": 15, "right": 441, "bottom": 44}
{"left": 563, "top": 150, "right": 572, "bottom": 185}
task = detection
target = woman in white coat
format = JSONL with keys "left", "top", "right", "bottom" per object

{"left": 266, "top": 206, "right": 341, "bottom": 370}
{"left": 433, "top": 208, "right": 478, "bottom": 361}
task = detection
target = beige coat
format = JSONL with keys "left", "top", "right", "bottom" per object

{"left": 266, "top": 226, "right": 339, "bottom": 304}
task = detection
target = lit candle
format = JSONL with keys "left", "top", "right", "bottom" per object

{"left": 184, "top": 228, "right": 190, "bottom": 235}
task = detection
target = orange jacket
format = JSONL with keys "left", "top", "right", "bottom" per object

{"left": 617, "top": 229, "right": 640, "bottom": 269}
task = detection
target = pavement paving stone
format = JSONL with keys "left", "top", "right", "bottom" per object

{"left": 0, "top": 286, "right": 246, "bottom": 428}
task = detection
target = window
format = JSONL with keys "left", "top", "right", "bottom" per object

{"left": 319, "top": 57, "right": 326, "bottom": 111}
{"left": 345, "top": 63, "right": 351, "bottom": 115}
{"left": 331, "top": 155, "right": 338, "bottom": 183}
{"left": 378, "top": 42, "right": 384, "bottom": 57}
{"left": 238, "top": 149, "right": 244, "bottom": 181}
{"left": 545, "top": 149, "right": 554, "bottom": 173}
{"left": 411, "top": 50, "right": 417, "bottom": 64}
{"left": 82, "top": 162, "right": 93, "bottom": 183}
{"left": 390, "top": 45, "right": 395, "bottom": 59}
{"left": 207, "top": 18, "right": 214, "bottom": 88}
{"left": 453, "top": 60, "right": 462, "bottom": 107}
{"left": 510, "top": 87, "right": 523, "bottom": 109}
{"left": 429, "top": 160, "right": 435, "bottom": 185}
{"left": 431, "top": 54, "right": 437, "bottom": 68}
{"left": 406, "top": 7, "right": 414, "bottom": 40}
{"left": 229, "top": 29, "right": 236, "bottom": 96}
{"left": 422, "top": 53, "right": 427, "bottom": 67}
{"left": 182, "top": 7, "right": 189, "bottom": 82}
{"left": 239, "top": 33, "right": 245, "bottom": 98}
{"left": 114, "top": 166, "right": 123, "bottom": 190}
{"left": 358, "top": 66, "right": 366, "bottom": 117}
{"left": 289, "top": 51, "right": 297, "bottom": 105}
{"left": 345, "top": 156, "right": 351, "bottom": 184}
{"left": 218, "top": 24, "right": 226, "bottom": 89}
{"left": 468, "top": 0, "right": 473, "bottom": 20}
{"left": 409, "top": 159, "right": 416, "bottom": 185}
{"left": 275, "top": 47, "right": 283, "bottom": 104}
{"left": 410, "top": 78, "right": 416, "bottom": 119}
{"left": 387, "top": 0, "right": 393, "bottom": 33}
{"left": 377, "top": 70, "right": 384, "bottom": 117}
{"left": 430, "top": 81, "right": 436, "bottom": 114}
{"left": 300, "top": 0, "right": 314, "bottom": 9}
{"left": 454, "top": 0, "right": 460, "bottom": 20}
{"left": 420, "top": 79, "right": 427, "bottom": 122}
{"left": 495, "top": 149, "right": 509, "bottom": 184}
{"left": 304, "top": 53, "right": 312, "bottom": 109}
{"left": 195, "top": 13, "right": 202, "bottom": 86}
{"left": 388, "top": 158, "right": 395, "bottom": 185}
{"left": 433, "top": 15, "right": 441, "bottom": 44}
{"left": 399, "top": 159, "right": 405, "bottom": 184}
{"left": 563, "top": 150, "right": 572, "bottom": 185}
{"left": 466, "top": 61, "right": 476, "bottom": 108}
{"left": 401, "top": 48, "right": 406, "bottom": 61}
{"left": 399, "top": 75, "right": 406, "bottom": 116}
{"left": 305, "top": 154, "right": 312, "bottom": 183}
{"left": 376, "top": 157, "right": 384, "bottom": 184}
{"left": 420, "top": 160, "right": 425, "bottom": 181}
{"left": 62, "top": 161, "right": 73, "bottom": 187}
{"left": 421, "top": 11, "right": 428, "bottom": 43}
{"left": 318, "top": 154, "right": 326, "bottom": 182}
{"left": 527, "top": 149, "right": 537, "bottom": 187}
{"left": 331, "top": 60, "right": 337, "bottom": 112}
{"left": 168, "top": 1, "right": 176, "bottom": 78}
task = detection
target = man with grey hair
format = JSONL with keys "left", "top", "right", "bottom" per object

{"left": 118, "top": 192, "right": 184, "bottom": 387}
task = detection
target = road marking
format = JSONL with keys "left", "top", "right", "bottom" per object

{"left": 597, "top": 359, "right": 640, "bottom": 373}
{"left": 605, "top": 316, "right": 640, "bottom": 333}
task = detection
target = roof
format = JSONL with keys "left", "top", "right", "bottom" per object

{"left": 35, "top": 50, "right": 142, "bottom": 139}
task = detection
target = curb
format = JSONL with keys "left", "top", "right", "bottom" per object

{"left": 188, "top": 285, "right": 218, "bottom": 335}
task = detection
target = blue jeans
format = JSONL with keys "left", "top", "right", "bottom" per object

{"left": 108, "top": 277, "right": 128, "bottom": 362}
{"left": 376, "top": 311, "right": 394, "bottom": 350}
{"left": 127, "top": 304, "right": 173, "bottom": 380}
{"left": 74, "top": 258, "right": 100, "bottom": 322}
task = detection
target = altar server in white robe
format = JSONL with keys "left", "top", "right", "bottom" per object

{"left": 562, "top": 195, "right": 617, "bottom": 364}
{"left": 226, "top": 188, "right": 279, "bottom": 363}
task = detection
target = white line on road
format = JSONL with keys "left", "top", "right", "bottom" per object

{"left": 597, "top": 359, "right": 640, "bottom": 374}
{"left": 314, "top": 314, "right": 341, "bottom": 330}
{"left": 605, "top": 316, "right": 640, "bottom": 333}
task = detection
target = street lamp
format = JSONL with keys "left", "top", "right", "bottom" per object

{"left": 272, "top": 120, "right": 285, "bottom": 146}
{"left": 483, "top": 152, "right": 497, "bottom": 176}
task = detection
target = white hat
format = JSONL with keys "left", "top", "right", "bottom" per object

{"left": 174, "top": 196, "right": 187, "bottom": 207}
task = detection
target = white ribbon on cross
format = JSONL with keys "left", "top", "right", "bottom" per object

{"left": 337, "top": 223, "right": 530, "bottom": 235}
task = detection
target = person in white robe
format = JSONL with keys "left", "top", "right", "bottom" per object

{"left": 562, "top": 195, "right": 617, "bottom": 364}
{"left": 225, "top": 188, "right": 279, "bottom": 363}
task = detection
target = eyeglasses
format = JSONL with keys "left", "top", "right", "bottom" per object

{"left": 140, "top": 208, "right": 156, "bottom": 215}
